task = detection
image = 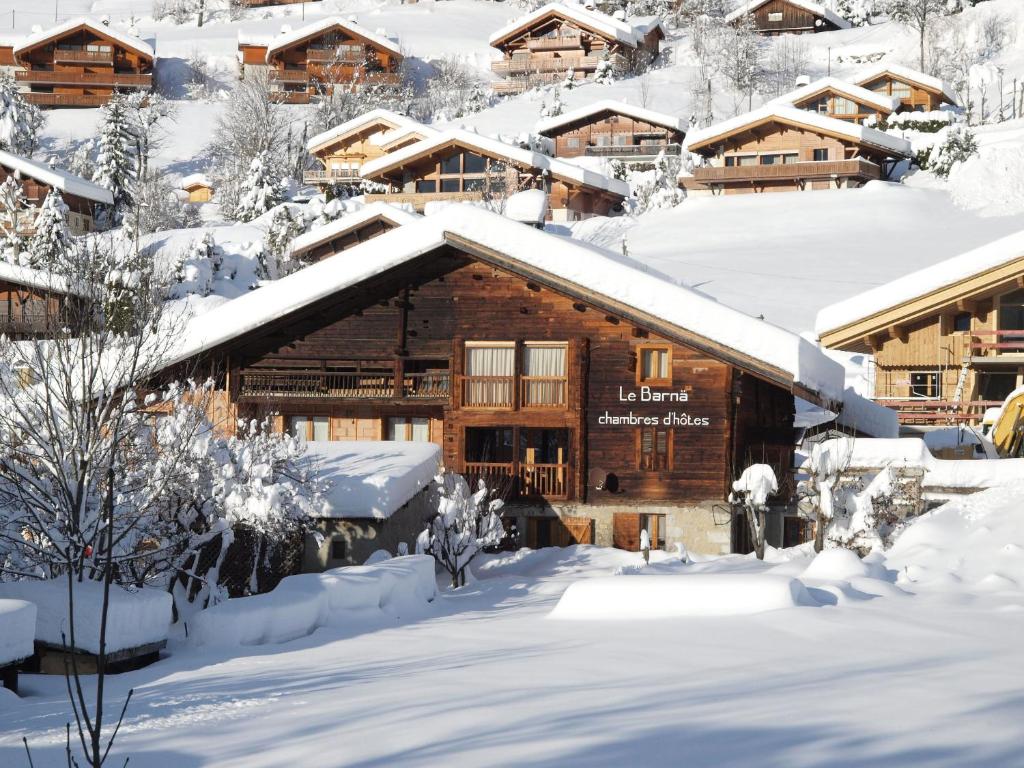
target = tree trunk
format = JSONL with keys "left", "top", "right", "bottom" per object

{"left": 814, "top": 514, "right": 825, "bottom": 553}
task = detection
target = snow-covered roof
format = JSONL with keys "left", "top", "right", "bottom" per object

{"left": 0, "top": 260, "right": 87, "bottom": 298}
{"left": 371, "top": 123, "right": 439, "bottom": 149}
{"left": 305, "top": 440, "right": 440, "bottom": 519}
{"left": 288, "top": 202, "right": 421, "bottom": 257}
{"left": 725, "top": 0, "right": 851, "bottom": 29}
{"left": 816, "top": 230, "right": 1024, "bottom": 336}
{"left": 535, "top": 99, "right": 686, "bottom": 136}
{"left": 489, "top": 2, "right": 665, "bottom": 48}
{"left": 360, "top": 129, "right": 631, "bottom": 197}
{"left": 854, "top": 63, "right": 960, "bottom": 106}
{"left": 0, "top": 149, "right": 113, "bottom": 206}
{"left": 306, "top": 109, "right": 428, "bottom": 153}
{"left": 0, "top": 599, "right": 35, "bottom": 666}
{"left": 157, "top": 206, "right": 844, "bottom": 402}
{"left": 265, "top": 17, "right": 402, "bottom": 61}
{"left": 768, "top": 76, "right": 901, "bottom": 114}
{"left": 685, "top": 105, "right": 912, "bottom": 157}
{"left": 178, "top": 173, "right": 213, "bottom": 190}
{"left": 13, "top": 17, "right": 154, "bottom": 59}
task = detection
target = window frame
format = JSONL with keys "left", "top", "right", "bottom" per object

{"left": 908, "top": 371, "right": 941, "bottom": 400}
{"left": 330, "top": 538, "right": 347, "bottom": 561}
{"left": 636, "top": 344, "right": 672, "bottom": 386}
{"left": 637, "top": 427, "right": 673, "bottom": 472}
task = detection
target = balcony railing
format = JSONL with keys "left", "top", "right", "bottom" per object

{"left": 0, "top": 313, "right": 55, "bottom": 336}
{"left": 270, "top": 69, "right": 310, "bottom": 83}
{"left": 874, "top": 399, "right": 1004, "bottom": 425}
{"left": 462, "top": 376, "right": 515, "bottom": 408}
{"left": 307, "top": 47, "right": 365, "bottom": 63}
{"left": 520, "top": 376, "right": 567, "bottom": 407}
{"left": 238, "top": 369, "right": 449, "bottom": 400}
{"left": 970, "top": 330, "right": 1024, "bottom": 355}
{"left": 53, "top": 49, "right": 113, "bottom": 64}
{"left": 17, "top": 70, "right": 151, "bottom": 87}
{"left": 527, "top": 36, "right": 584, "bottom": 51}
{"left": 464, "top": 461, "right": 569, "bottom": 499}
{"left": 363, "top": 191, "right": 485, "bottom": 210}
{"left": 269, "top": 91, "right": 311, "bottom": 104}
{"left": 303, "top": 169, "right": 361, "bottom": 184}
{"left": 693, "top": 159, "right": 882, "bottom": 185}
{"left": 585, "top": 143, "right": 682, "bottom": 158}
{"left": 491, "top": 56, "right": 599, "bottom": 75}
{"left": 22, "top": 93, "right": 114, "bottom": 107}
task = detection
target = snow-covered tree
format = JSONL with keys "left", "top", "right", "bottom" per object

{"left": 836, "top": 0, "right": 873, "bottom": 26}
{"left": 887, "top": 0, "right": 953, "bottom": 70}
{"left": 760, "top": 36, "right": 809, "bottom": 98}
{"left": 798, "top": 438, "right": 857, "bottom": 552}
{"left": 0, "top": 72, "right": 45, "bottom": 156}
{"left": 264, "top": 205, "right": 306, "bottom": 275}
{"left": 929, "top": 123, "right": 978, "bottom": 176}
{"left": 730, "top": 464, "right": 778, "bottom": 560}
{"left": 94, "top": 92, "right": 139, "bottom": 223}
{"left": 25, "top": 189, "right": 71, "bottom": 268}
{"left": 716, "top": 13, "right": 763, "bottom": 110}
{"left": 233, "top": 152, "right": 283, "bottom": 222}
{"left": 540, "top": 88, "right": 564, "bottom": 118}
{"left": 634, "top": 150, "right": 686, "bottom": 212}
{"left": 0, "top": 173, "right": 29, "bottom": 254}
{"left": 170, "top": 230, "right": 220, "bottom": 298}
{"left": 423, "top": 55, "right": 491, "bottom": 121}
{"left": 594, "top": 52, "right": 616, "bottom": 85}
{"left": 418, "top": 473, "right": 504, "bottom": 588}
{"left": 126, "top": 173, "right": 193, "bottom": 236}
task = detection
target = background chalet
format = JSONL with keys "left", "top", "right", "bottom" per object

{"left": 725, "top": 0, "right": 851, "bottom": 35}
{"left": 536, "top": 100, "right": 686, "bottom": 163}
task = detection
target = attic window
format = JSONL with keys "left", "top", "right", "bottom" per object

{"left": 768, "top": 11, "right": 783, "bottom": 21}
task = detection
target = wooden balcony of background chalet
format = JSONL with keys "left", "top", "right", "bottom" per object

{"left": 364, "top": 191, "right": 485, "bottom": 208}
{"left": 16, "top": 71, "right": 152, "bottom": 87}
{"left": 237, "top": 369, "right": 451, "bottom": 401}
{"left": 22, "top": 93, "right": 114, "bottom": 107}
{"left": 53, "top": 48, "right": 114, "bottom": 64}
{"left": 874, "top": 399, "right": 1004, "bottom": 425}
{"left": 491, "top": 56, "right": 600, "bottom": 75}
{"left": 303, "top": 168, "right": 361, "bottom": 184}
{"left": 306, "top": 47, "right": 367, "bottom": 63}
{"left": 526, "top": 35, "right": 584, "bottom": 51}
{"left": 459, "top": 374, "right": 568, "bottom": 409}
{"left": 585, "top": 144, "right": 682, "bottom": 158}
{"left": 270, "top": 91, "right": 311, "bottom": 104}
{"left": 694, "top": 159, "right": 882, "bottom": 185}
{"left": 463, "top": 460, "right": 569, "bottom": 500}
{"left": 0, "top": 313, "right": 56, "bottom": 337}
{"left": 270, "top": 69, "right": 311, "bottom": 83}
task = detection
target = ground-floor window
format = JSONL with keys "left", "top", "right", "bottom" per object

{"left": 909, "top": 371, "right": 940, "bottom": 399}
{"left": 387, "top": 416, "right": 430, "bottom": 442}
{"left": 288, "top": 415, "right": 330, "bottom": 441}
{"left": 978, "top": 371, "right": 1020, "bottom": 402}
{"left": 640, "top": 513, "right": 666, "bottom": 549}
{"left": 330, "top": 538, "right": 347, "bottom": 560}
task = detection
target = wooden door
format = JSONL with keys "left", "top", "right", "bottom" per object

{"left": 612, "top": 512, "right": 640, "bottom": 551}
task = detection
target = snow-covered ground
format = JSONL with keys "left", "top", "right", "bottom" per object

{"left": 4, "top": 485, "right": 1024, "bottom": 766}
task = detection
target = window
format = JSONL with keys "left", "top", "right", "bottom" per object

{"left": 811, "top": 97, "right": 829, "bottom": 114}
{"left": 388, "top": 416, "right": 430, "bottom": 442}
{"left": 909, "top": 371, "right": 940, "bottom": 399}
{"left": 890, "top": 80, "right": 911, "bottom": 99}
{"left": 330, "top": 539, "right": 347, "bottom": 560}
{"left": 440, "top": 153, "right": 461, "bottom": 174}
{"left": 638, "top": 427, "right": 671, "bottom": 471}
{"left": 640, "top": 513, "right": 666, "bottom": 549}
{"left": 440, "top": 178, "right": 461, "bottom": 193}
{"left": 767, "top": 11, "right": 783, "bottom": 21}
{"left": 952, "top": 312, "right": 972, "bottom": 333}
{"left": 464, "top": 342, "right": 515, "bottom": 407}
{"left": 998, "top": 289, "right": 1024, "bottom": 332}
{"left": 638, "top": 346, "right": 671, "bottom": 384}
{"left": 813, "top": 148, "right": 829, "bottom": 162}
{"left": 781, "top": 153, "right": 798, "bottom": 164}
{"left": 463, "top": 152, "right": 487, "bottom": 174}
{"left": 761, "top": 154, "right": 778, "bottom": 165}
{"left": 416, "top": 180, "right": 436, "bottom": 193}
{"left": 288, "top": 415, "right": 330, "bottom": 441}
{"left": 566, "top": 137, "right": 581, "bottom": 149}
{"left": 522, "top": 342, "right": 567, "bottom": 406}
{"left": 463, "top": 177, "right": 486, "bottom": 192}
{"left": 832, "top": 97, "right": 858, "bottom": 115}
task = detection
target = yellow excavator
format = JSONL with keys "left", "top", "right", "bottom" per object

{"left": 983, "top": 386, "right": 1024, "bottom": 458}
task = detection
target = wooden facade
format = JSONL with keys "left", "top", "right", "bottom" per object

{"left": 685, "top": 110, "right": 908, "bottom": 195}
{"left": 537, "top": 104, "right": 685, "bottom": 161}
{"left": 0, "top": 155, "right": 109, "bottom": 235}
{"left": 856, "top": 69, "right": 949, "bottom": 112}
{"left": 289, "top": 214, "right": 403, "bottom": 264}
{"left": 489, "top": 5, "right": 662, "bottom": 95}
{"left": 819, "top": 256, "right": 1024, "bottom": 426}
{"left": 13, "top": 20, "right": 153, "bottom": 108}
{"left": 240, "top": 20, "right": 403, "bottom": 105}
{"left": 785, "top": 83, "right": 897, "bottom": 124}
{"left": 0, "top": 277, "right": 84, "bottom": 339}
{"left": 728, "top": 0, "right": 848, "bottom": 35}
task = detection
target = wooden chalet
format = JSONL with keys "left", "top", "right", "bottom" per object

{"left": 359, "top": 129, "right": 629, "bottom": 221}
{"left": 725, "top": 0, "right": 851, "bottom": 35}
{"left": 238, "top": 18, "right": 402, "bottom": 105}
{"left": 287, "top": 202, "right": 419, "bottom": 264}
{"left": 682, "top": 105, "right": 911, "bottom": 195}
{"left": 0, "top": 149, "right": 113, "bottom": 236}
{"left": 770, "top": 77, "right": 901, "bottom": 124}
{"left": 178, "top": 174, "right": 214, "bottom": 204}
{"left": 0, "top": 260, "right": 88, "bottom": 339}
{"left": 817, "top": 231, "right": 1024, "bottom": 427}
{"left": 535, "top": 99, "right": 686, "bottom": 162}
{"left": 854, "top": 63, "right": 960, "bottom": 113}
{"left": 304, "top": 109, "right": 437, "bottom": 189}
{"left": 488, "top": 3, "right": 664, "bottom": 95}
{"left": 157, "top": 206, "right": 843, "bottom": 556}
{"left": 12, "top": 18, "right": 154, "bottom": 108}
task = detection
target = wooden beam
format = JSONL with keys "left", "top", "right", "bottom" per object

{"left": 956, "top": 298, "right": 978, "bottom": 313}
{"left": 887, "top": 324, "right": 908, "bottom": 343}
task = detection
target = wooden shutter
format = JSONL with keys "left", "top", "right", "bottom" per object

{"left": 613, "top": 512, "right": 640, "bottom": 551}
{"left": 562, "top": 516, "right": 593, "bottom": 545}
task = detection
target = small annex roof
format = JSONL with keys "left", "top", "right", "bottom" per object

{"left": 158, "top": 206, "right": 844, "bottom": 404}
{"left": 816, "top": 230, "right": 1024, "bottom": 339}
{"left": 535, "top": 99, "right": 685, "bottom": 136}
{"left": 306, "top": 109, "right": 429, "bottom": 154}
{"left": 13, "top": 17, "right": 154, "bottom": 60}
{"left": 768, "top": 76, "right": 901, "bottom": 114}
{"left": 360, "top": 129, "right": 631, "bottom": 197}
{"left": 288, "top": 202, "right": 421, "bottom": 258}
{"left": 854, "top": 62, "right": 960, "bottom": 106}
{"left": 489, "top": 2, "right": 665, "bottom": 48}
{"left": 371, "top": 123, "right": 438, "bottom": 150}
{"left": 0, "top": 149, "right": 113, "bottom": 205}
{"left": 725, "top": 0, "right": 851, "bottom": 29}
{"left": 178, "top": 173, "right": 213, "bottom": 190}
{"left": 0, "top": 261, "right": 87, "bottom": 299}
{"left": 265, "top": 17, "right": 402, "bottom": 61}
{"left": 684, "top": 104, "right": 912, "bottom": 157}
{"left": 305, "top": 440, "right": 440, "bottom": 519}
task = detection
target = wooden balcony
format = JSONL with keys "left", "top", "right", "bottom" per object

{"left": 520, "top": 376, "right": 567, "bottom": 408}
{"left": 22, "top": 93, "right": 113, "bottom": 107}
{"left": 269, "top": 91, "right": 311, "bottom": 104}
{"left": 585, "top": 143, "right": 682, "bottom": 158}
{"left": 270, "top": 69, "right": 310, "bottom": 83}
{"left": 0, "top": 313, "right": 56, "bottom": 337}
{"left": 364, "top": 191, "right": 484, "bottom": 211}
{"left": 460, "top": 375, "right": 568, "bottom": 409}
{"left": 307, "top": 47, "right": 365, "bottom": 63}
{"left": 237, "top": 368, "right": 449, "bottom": 401}
{"left": 970, "top": 330, "right": 1024, "bottom": 357}
{"left": 874, "top": 399, "right": 1003, "bottom": 425}
{"left": 464, "top": 461, "right": 569, "bottom": 500}
{"left": 303, "top": 169, "right": 361, "bottom": 184}
{"left": 53, "top": 49, "right": 113, "bottom": 64}
{"left": 491, "top": 56, "right": 598, "bottom": 75}
{"left": 694, "top": 159, "right": 882, "bottom": 186}
{"left": 17, "top": 70, "right": 151, "bottom": 87}
{"left": 526, "top": 36, "right": 584, "bottom": 51}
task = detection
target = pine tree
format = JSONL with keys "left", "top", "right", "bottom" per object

{"left": 0, "top": 72, "right": 45, "bottom": 156}
{"left": 264, "top": 206, "right": 305, "bottom": 274}
{"left": 26, "top": 189, "right": 71, "bottom": 268}
{"left": 94, "top": 93, "right": 139, "bottom": 224}
{"left": 234, "top": 152, "right": 283, "bottom": 222}
{"left": 0, "top": 174, "right": 29, "bottom": 255}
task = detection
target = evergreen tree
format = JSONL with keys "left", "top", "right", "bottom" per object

{"left": 234, "top": 152, "right": 283, "bottom": 222}
{"left": 264, "top": 206, "right": 305, "bottom": 274}
{"left": 0, "top": 174, "right": 28, "bottom": 255}
{"left": 26, "top": 189, "right": 71, "bottom": 268}
{"left": 0, "top": 72, "right": 45, "bottom": 156}
{"left": 94, "top": 93, "right": 139, "bottom": 223}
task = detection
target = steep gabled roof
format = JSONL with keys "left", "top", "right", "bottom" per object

{"left": 0, "top": 149, "right": 113, "bottom": 205}
{"left": 157, "top": 206, "right": 844, "bottom": 403}
{"left": 0, "top": 261, "right": 87, "bottom": 298}
{"left": 306, "top": 109, "right": 430, "bottom": 154}
{"left": 265, "top": 17, "right": 402, "bottom": 61}
{"left": 489, "top": 2, "right": 665, "bottom": 48}
{"left": 288, "top": 202, "right": 420, "bottom": 259}
{"left": 769, "top": 76, "right": 901, "bottom": 114}
{"left": 360, "top": 129, "right": 631, "bottom": 197}
{"left": 535, "top": 99, "right": 686, "bottom": 136}
{"left": 854, "top": 63, "right": 960, "bottom": 106}
{"left": 685, "top": 105, "right": 912, "bottom": 157}
{"left": 178, "top": 173, "right": 213, "bottom": 190}
{"left": 725, "top": 0, "right": 851, "bottom": 29}
{"left": 13, "top": 17, "right": 154, "bottom": 60}
{"left": 816, "top": 230, "right": 1024, "bottom": 343}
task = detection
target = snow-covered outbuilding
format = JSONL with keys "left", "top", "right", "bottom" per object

{"left": 0, "top": 599, "right": 36, "bottom": 693}
{"left": 535, "top": 100, "right": 686, "bottom": 162}
{"left": 0, "top": 260, "right": 91, "bottom": 339}
{"left": 153, "top": 205, "right": 843, "bottom": 556}
{"left": 725, "top": 0, "right": 851, "bottom": 35}
{"left": 854, "top": 63, "right": 961, "bottom": 112}
{"left": 177, "top": 173, "right": 214, "bottom": 204}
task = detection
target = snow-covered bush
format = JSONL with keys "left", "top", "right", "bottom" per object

{"left": 835, "top": 0, "right": 873, "bottom": 26}
{"left": 826, "top": 466, "right": 923, "bottom": 554}
{"left": 0, "top": 72, "right": 44, "bottom": 156}
{"left": 594, "top": 52, "right": 616, "bottom": 85}
{"left": 418, "top": 473, "right": 504, "bottom": 588}
{"left": 730, "top": 464, "right": 778, "bottom": 560}
{"left": 234, "top": 151, "right": 284, "bottom": 222}
{"left": 126, "top": 174, "right": 195, "bottom": 236}
{"left": 539, "top": 88, "right": 564, "bottom": 118}
{"left": 634, "top": 151, "right": 685, "bottom": 213}
{"left": 422, "top": 56, "right": 492, "bottom": 121}
{"left": 929, "top": 124, "right": 978, "bottom": 177}
{"left": 170, "top": 230, "right": 220, "bottom": 298}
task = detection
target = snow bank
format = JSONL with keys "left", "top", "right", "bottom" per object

{"left": 191, "top": 555, "right": 437, "bottom": 646}
{"left": 548, "top": 574, "right": 809, "bottom": 619}
{"left": 305, "top": 440, "right": 440, "bottom": 519}
{"left": 0, "top": 581, "right": 171, "bottom": 655}
{"left": 801, "top": 549, "right": 874, "bottom": 581}
{"left": 0, "top": 599, "right": 36, "bottom": 665}
{"left": 948, "top": 145, "right": 1024, "bottom": 217}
